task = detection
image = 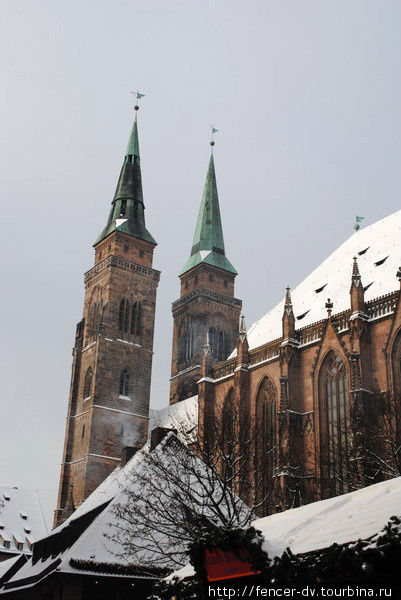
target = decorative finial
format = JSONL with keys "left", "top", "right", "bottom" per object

{"left": 325, "top": 298, "right": 333, "bottom": 317}
{"left": 203, "top": 329, "right": 211, "bottom": 357}
{"left": 353, "top": 215, "right": 365, "bottom": 232}
{"left": 131, "top": 91, "right": 145, "bottom": 112}
{"left": 209, "top": 125, "right": 219, "bottom": 149}
{"left": 285, "top": 286, "right": 292, "bottom": 305}
{"left": 240, "top": 314, "right": 246, "bottom": 334}
{"left": 352, "top": 256, "right": 361, "bottom": 281}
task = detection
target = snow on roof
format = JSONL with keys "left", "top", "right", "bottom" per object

{"left": 149, "top": 395, "right": 198, "bottom": 443}
{"left": 5, "top": 432, "right": 250, "bottom": 590}
{"left": 233, "top": 210, "right": 401, "bottom": 354}
{"left": 166, "top": 478, "right": 401, "bottom": 583}
{"left": 254, "top": 477, "right": 401, "bottom": 559}
{"left": 0, "top": 487, "right": 48, "bottom": 556}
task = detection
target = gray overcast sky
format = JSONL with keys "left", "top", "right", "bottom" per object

{"left": 0, "top": 0, "right": 400, "bottom": 523}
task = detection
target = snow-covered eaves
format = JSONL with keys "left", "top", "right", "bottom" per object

{"left": 254, "top": 477, "right": 401, "bottom": 559}
{"left": 0, "top": 487, "right": 48, "bottom": 557}
{"left": 234, "top": 210, "right": 401, "bottom": 353}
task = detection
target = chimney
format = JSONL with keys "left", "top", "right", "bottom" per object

{"left": 150, "top": 427, "right": 177, "bottom": 451}
{"left": 121, "top": 446, "right": 141, "bottom": 467}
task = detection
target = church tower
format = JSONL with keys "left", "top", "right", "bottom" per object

{"left": 54, "top": 106, "right": 159, "bottom": 526}
{"left": 170, "top": 144, "right": 241, "bottom": 403}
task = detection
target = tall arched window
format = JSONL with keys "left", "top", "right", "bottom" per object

{"left": 118, "top": 298, "right": 130, "bottom": 332}
{"left": 119, "top": 368, "right": 130, "bottom": 397}
{"left": 221, "top": 389, "right": 235, "bottom": 485}
{"left": 209, "top": 327, "right": 228, "bottom": 361}
{"left": 83, "top": 367, "right": 93, "bottom": 399}
{"left": 319, "top": 352, "right": 350, "bottom": 496}
{"left": 130, "top": 301, "right": 143, "bottom": 337}
{"left": 254, "top": 377, "right": 276, "bottom": 512}
{"left": 392, "top": 331, "right": 401, "bottom": 398}
{"left": 178, "top": 322, "right": 194, "bottom": 366}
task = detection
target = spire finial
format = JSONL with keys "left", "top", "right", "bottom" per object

{"left": 209, "top": 125, "right": 219, "bottom": 151}
{"left": 285, "top": 286, "right": 292, "bottom": 306}
{"left": 203, "top": 329, "right": 211, "bottom": 356}
{"left": 240, "top": 314, "right": 246, "bottom": 334}
{"left": 325, "top": 298, "right": 333, "bottom": 317}
{"left": 131, "top": 90, "right": 145, "bottom": 113}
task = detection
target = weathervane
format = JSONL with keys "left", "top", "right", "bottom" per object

{"left": 131, "top": 90, "right": 145, "bottom": 112}
{"left": 354, "top": 215, "right": 365, "bottom": 232}
{"left": 209, "top": 125, "right": 219, "bottom": 149}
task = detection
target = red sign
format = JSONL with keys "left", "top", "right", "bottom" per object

{"left": 204, "top": 547, "right": 261, "bottom": 582}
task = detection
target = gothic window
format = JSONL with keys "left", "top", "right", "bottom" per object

{"left": 119, "top": 200, "right": 127, "bottom": 217}
{"left": 391, "top": 331, "right": 401, "bottom": 400}
{"left": 178, "top": 322, "right": 194, "bottom": 366}
{"left": 119, "top": 368, "right": 130, "bottom": 397}
{"left": 209, "top": 327, "right": 228, "bottom": 361}
{"left": 118, "top": 298, "right": 130, "bottom": 333}
{"left": 221, "top": 389, "right": 235, "bottom": 485}
{"left": 130, "top": 301, "right": 143, "bottom": 337}
{"left": 89, "top": 302, "right": 99, "bottom": 335}
{"left": 319, "top": 352, "right": 350, "bottom": 496}
{"left": 83, "top": 367, "right": 93, "bottom": 399}
{"left": 254, "top": 377, "right": 276, "bottom": 512}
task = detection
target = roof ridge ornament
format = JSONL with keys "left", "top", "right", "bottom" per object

{"left": 325, "top": 298, "right": 333, "bottom": 317}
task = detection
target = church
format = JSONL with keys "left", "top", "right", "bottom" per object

{"left": 53, "top": 104, "right": 401, "bottom": 527}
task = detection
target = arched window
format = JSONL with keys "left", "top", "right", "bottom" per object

{"left": 119, "top": 368, "right": 130, "bottom": 397}
{"left": 254, "top": 377, "right": 276, "bottom": 512}
{"left": 118, "top": 298, "right": 130, "bottom": 333}
{"left": 221, "top": 389, "right": 235, "bottom": 485}
{"left": 178, "top": 322, "right": 194, "bottom": 366}
{"left": 392, "top": 331, "right": 401, "bottom": 397}
{"left": 209, "top": 327, "right": 228, "bottom": 361}
{"left": 130, "top": 301, "right": 143, "bottom": 337}
{"left": 83, "top": 367, "right": 93, "bottom": 399}
{"left": 319, "top": 352, "right": 350, "bottom": 496}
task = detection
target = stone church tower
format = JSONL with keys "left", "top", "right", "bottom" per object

{"left": 54, "top": 108, "right": 159, "bottom": 526}
{"left": 170, "top": 147, "right": 242, "bottom": 403}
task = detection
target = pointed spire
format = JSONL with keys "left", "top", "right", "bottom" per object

{"left": 350, "top": 256, "right": 365, "bottom": 314}
{"left": 239, "top": 314, "right": 247, "bottom": 342}
{"left": 94, "top": 106, "right": 156, "bottom": 246}
{"left": 179, "top": 148, "right": 237, "bottom": 276}
{"left": 125, "top": 111, "right": 140, "bottom": 159}
{"left": 282, "top": 286, "right": 295, "bottom": 340}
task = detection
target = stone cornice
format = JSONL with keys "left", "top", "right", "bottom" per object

{"left": 84, "top": 255, "right": 160, "bottom": 284}
{"left": 172, "top": 286, "right": 242, "bottom": 314}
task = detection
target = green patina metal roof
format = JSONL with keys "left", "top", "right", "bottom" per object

{"left": 94, "top": 113, "right": 156, "bottom": 246}
{"left": 179, "top": 153, "right": 237, "bottom": 276}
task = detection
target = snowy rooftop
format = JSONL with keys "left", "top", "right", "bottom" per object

{"left": 166, "top": 477, "right": 401, "bottom": 582}
{"left": 3, "top": 431, "right": 249, "bottom": 592}
{"left": 233, "top": 210, "right": 401, "bottom": 353}
{"left": 149, "top": 395, "right": 198, "bottom": 443}
{"left": 0, "top": 487, "right": 48, "bottom": 557}
{"left": 255, "top": 477, "right": 401, "bottom": 559}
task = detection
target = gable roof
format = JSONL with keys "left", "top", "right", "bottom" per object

{"left": 2, "top": 432, "right": 249, "bottom": 593}
{"left": 241, "top": 210, "right": 400, "bottom": 353}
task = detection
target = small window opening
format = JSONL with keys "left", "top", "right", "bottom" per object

{"left": 139, "top": 249, "right": 144, "bottom": 258}
{"left": 82, "top": 424, "right": 85, "bottom": 439}
{"left": 120, "top": 200, "right": 127, "bottom": 217}
{"left": 3, "top": 493, "right": 10, "bottom": 501}
{"left": 358, "top": 247, "right": 369, "bottom": 256}
{"left": 123, "top": 244, "right": 129, "bottom": 252}
{"left": 24, "top": 527, "right": 31, "bottom": 534}
{"left": 209, "top": 273, "right": 213, "bottom": 282}
{"left": 20, "top": 512, "right": 27, "bottom": 520}
{"left": 315, "top": 284, "right": 327, "bottom": 294}
{"left": 297, "top": 310, "right": 310, "bottom": 320}
{"left": 223, "top": 278, "right": 228, "bottom": 288}
{"left": 375, "top": 256, "right": 389, "bottom": 266}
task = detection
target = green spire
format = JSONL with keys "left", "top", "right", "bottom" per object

{"left": 94, "top": 110, "right": 156, "bottom": 246}
{"left": 179, "top": 152, "right": 237, "bottom": 276}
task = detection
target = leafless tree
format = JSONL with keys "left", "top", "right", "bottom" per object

{"left": 105, "top": 392, "right": 279, "bottom": 569}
